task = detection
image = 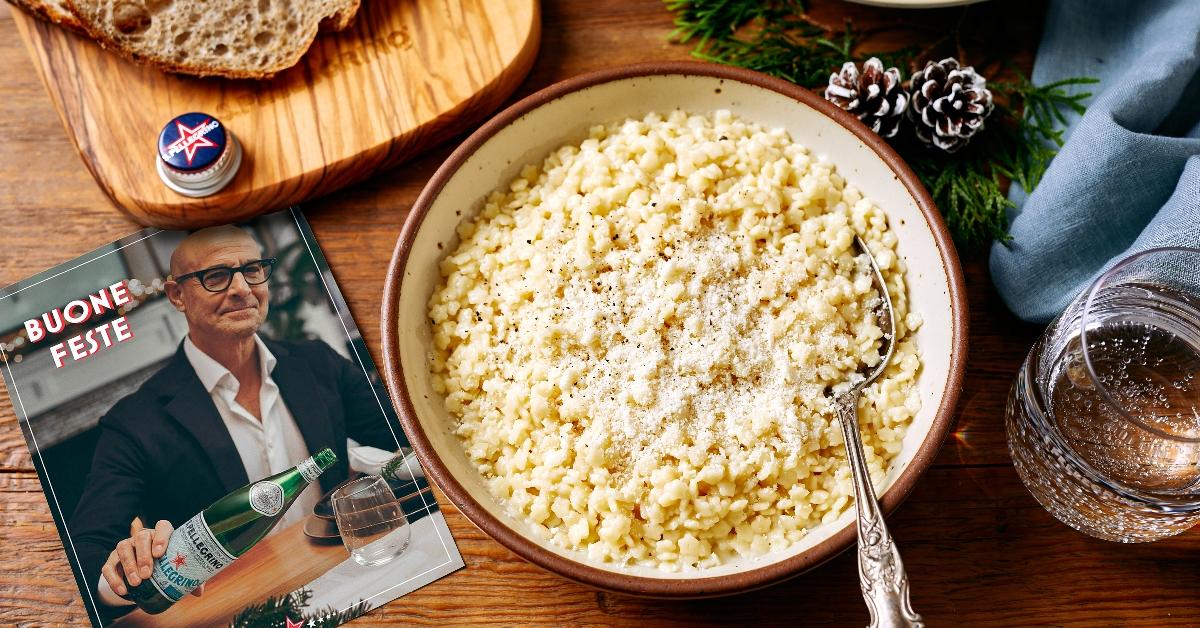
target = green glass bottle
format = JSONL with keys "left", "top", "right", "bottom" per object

{"left": 128, "top": 448, "right": 337, "bottom": 614}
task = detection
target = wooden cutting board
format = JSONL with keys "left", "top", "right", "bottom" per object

{"left": 11, "top": 0, "right": 540, "bottom": 228}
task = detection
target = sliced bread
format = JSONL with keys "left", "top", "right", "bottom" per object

{"left": 64, "top": 0, "right": 362, "bottom": 79}
{"left": 5, "top": 0, "right": 87, "bottom": 34}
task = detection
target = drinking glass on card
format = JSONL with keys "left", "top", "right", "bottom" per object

{"left": 1007, "top": 247, "right": 1200, "bottom": 542}
{"left": 331, "top": 475, "right": 411, "bottom": 566}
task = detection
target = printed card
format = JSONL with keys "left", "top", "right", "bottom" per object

{"left": 0, "top": 208, "right": 464, "bottom": 627}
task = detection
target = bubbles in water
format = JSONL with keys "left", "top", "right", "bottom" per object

{"left": 1008, "top": 281, "right": 1200, "bottom": 541}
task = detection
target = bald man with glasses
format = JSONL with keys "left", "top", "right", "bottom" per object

{"left": 69, "top": 226, "right": 404, "bottom": 617}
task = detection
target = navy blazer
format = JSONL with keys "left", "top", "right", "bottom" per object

{"left": 68, "top": 338, "right": 403, "bottom": 617}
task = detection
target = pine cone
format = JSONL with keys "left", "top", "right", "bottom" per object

{"left": 908, "top": 58, "right": 994, "bottom": 153}
{"left": 825, "top": 58, "right": 908, "bottom": 138}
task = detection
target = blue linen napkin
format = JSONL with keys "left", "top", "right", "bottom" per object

{"left": 989, "top": 0, "right": 1200, "bottom": 323}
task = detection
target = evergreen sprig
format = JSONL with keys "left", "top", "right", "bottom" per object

{"left": 669, "top": 0, "right": 855, "bottom": 87}
{"left": 230, "top": 590, "right": 304, "bottom": 628}
{"left": 666, "top": 0, "right": 805, "bottom": 46}
{"left": 996, "top": 74, "right": 1098, "bottom": 194}
{"left": 664, "top": 0, "right": 1098, "bottom": 248}
{"left": 904, "top": 73, "right": 1097, "bottom": 245}
{"left": 908, "top": 149, "right": 1014, "bottom": 246}
{"left": 381, "top": 451, "right": 408, "bottom": 481}
{"left": 230, "top": 588, "right": 371, "bottom": 628}
{"left": 693, "top": 18, "right": 855, "bottom": 87}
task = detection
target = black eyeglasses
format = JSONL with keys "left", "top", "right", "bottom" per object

{"left": 174, "top": 258, "right": 277, "bottom": 293}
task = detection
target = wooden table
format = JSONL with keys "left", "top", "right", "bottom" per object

{"left": 1, "top": 1, "right": 1197, "bottom": 625}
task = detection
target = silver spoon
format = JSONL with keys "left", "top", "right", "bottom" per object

{"left": 832, "top": 235, "right": 923, "bottom": 628}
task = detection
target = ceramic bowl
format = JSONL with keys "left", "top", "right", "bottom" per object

{"left": 382, "top": 62, "right": 967, "bottom": 597}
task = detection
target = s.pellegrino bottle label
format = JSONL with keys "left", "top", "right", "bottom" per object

{"left": 127, "top": 447, "right": 336, "bottom": 613}
{"left": 297, "top": 456, "right": 323, "bottom": 483}
{"left": 140, "top": 512, "right": 235, "bottom": 603}
{"left": 248, "top": 481, "right": 285, "bottom": 516}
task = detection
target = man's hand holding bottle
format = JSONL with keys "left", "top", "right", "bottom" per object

{"left": 99, "top": 518, "right": 203, "bottom": 605}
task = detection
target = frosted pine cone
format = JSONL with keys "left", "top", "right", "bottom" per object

{"left": 825, "top": 58, "right": 908, "bottom": 138}
{"left": 908, "top": 58, "right": 994, "bottom": 152}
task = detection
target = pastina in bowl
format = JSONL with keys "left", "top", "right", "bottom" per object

{"left": 382, "top": 62, "right": 966, "bottom": 597}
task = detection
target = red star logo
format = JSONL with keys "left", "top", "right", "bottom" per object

{"left": 285, "top": 618, "right": 305, "bottom": 628}
{"left": 172, "top": 553, "right": 187, "bottom": 568}
{"left": 165, "top": 118, "right": 218, "bottom": 167}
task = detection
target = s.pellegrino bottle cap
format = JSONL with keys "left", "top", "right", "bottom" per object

{"left": 156, "top": 112, "right": 242, "bottom": 198}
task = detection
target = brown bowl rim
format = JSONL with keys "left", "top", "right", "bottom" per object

{"left": 381, "top": 60, "right": 968, "bottom": 598}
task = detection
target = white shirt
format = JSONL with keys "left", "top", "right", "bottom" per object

{"left": 182, "top": 334, "right": 321, "bottom": 532}
{"left": 98, "top": 335, "right": 322, "bottom": 607}
{"left": 96, "top": 336, "right": 420, "bottom": 607}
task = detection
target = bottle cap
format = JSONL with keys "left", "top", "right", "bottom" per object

{"left": 156, "top": 112, "right": 242, "bottom": 198}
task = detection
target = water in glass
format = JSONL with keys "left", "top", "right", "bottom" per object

{"left": 331, "top": 475, "right": 411, "bottom": 566}
{"left": 1007, "top": 249, "right": 1200, "bottom": 542}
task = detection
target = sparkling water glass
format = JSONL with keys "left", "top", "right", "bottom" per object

{"left": 331, "top": 475, "right": 412, "bottom": 566}
{"left": 1006, "top": 247, "right": 1200, "bottom": 542}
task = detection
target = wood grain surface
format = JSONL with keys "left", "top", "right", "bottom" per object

{"left": 112, "top": 519, "right": 351, "bottom": 627}
{"left": 10, "top": 0, "right": 540, "bottom": 228}
{"left": 1, "top": 0, "right": 1198, "bottom": 626}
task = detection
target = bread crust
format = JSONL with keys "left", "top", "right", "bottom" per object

{"left": 325, "top": 0, "right": 362, "bottom": 32}
{"left": 62, "top": 0, "right": 362, "bottom": 80}
{"left": 5, "top": 0, "right": 87, "bottom": 34}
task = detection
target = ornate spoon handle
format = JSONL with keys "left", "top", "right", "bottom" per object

{"left": 836, "top": 394, "right": 924, "bottom": 628}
